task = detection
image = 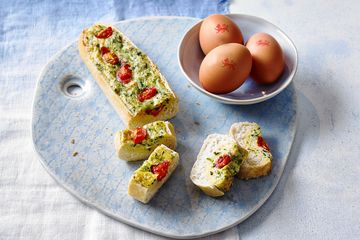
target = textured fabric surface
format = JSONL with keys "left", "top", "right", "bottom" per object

{"left": 230, "top": 1, "right": 360, "bottom": 240}
{"left": 0, "top": 1, "right": 232, "bottom": 239}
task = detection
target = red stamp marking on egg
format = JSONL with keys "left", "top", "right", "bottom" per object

{"left": 222, "top": 57, "right": 236, "bottom": 70}
{"left": 215, "top": 23, "right": 229, "bottom": 33}
{"left": 256, "top": 39, "right": 271, "bottom": 46}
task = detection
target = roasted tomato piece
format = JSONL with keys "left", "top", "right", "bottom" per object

{"left": 257, "top": 136, "right": 270, "bottom": 151}
{"left": 103, "top": 52, "right": 119, "bottom": 65}
{"left": 145, "top": 105, "right": 163, "bottom": 116}
{"left": 100, "top": 47, "right": 119, "bottom": 65}
{"left": 116, "top": 64, "right": 132, "bottom": 84}
{"left": 100, "top": 47, "right": 110, "bottom": 55}
{"left": 151, "top": 161, "right": 170, "bottom": 181}
{"left": 138, "top": 87, "right": 157, "bottom": 102}
{"left": 214, "top": 154, "right": 231, "bottom": 169}
{"left": 133, "top": 127, "right": 147, "bottom": 144}
{"left": 95, "top": 27, "right": 113, "bottom": 39}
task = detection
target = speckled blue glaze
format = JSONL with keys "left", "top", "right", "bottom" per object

{"left": 32, "top": 17, "right": 297, "bottom": 239}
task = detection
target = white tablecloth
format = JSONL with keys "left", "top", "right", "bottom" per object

{"left": 1, "top": 0, "right": 359, "bottom": 239}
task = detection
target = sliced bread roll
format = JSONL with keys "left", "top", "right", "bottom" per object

{"left": 128, "top": 144, "right": 179, "bottom": 203}
{"left": 115, "top": 121, "right": 176, "bottom": 161}
{"left": 79, "top": 24, "right": 178, "bottom": 128}
{"left": 190, "top": 134, "right": 247, "bottom": 197}
{"left": 229, "top": 122, "right": 272, "bottom": 179}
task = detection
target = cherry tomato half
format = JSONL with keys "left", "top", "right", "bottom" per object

{"left": 215, "top": 154, "right": 231, "bottom": 169}
{"left": 116, "top": 64, "right": 132, "bottom": 84}
{"left": 257, "top": 136, "right": 270, "bottom": 151}
{"left": 100, "top": 47, "right": 119, "bottom": 65}
{"left": 151, "top": 161, "right": 170, "bottom": 181}
{"left": 95, "top": 27, "right": 113, "bottom": 39}
{"left": 145, "top": 105, "right": 163, "bottom": 116}
{"left": 138, "top": 87, "right": 157, "bottom": 102}
{"left": 133, "top": 127, "right": 147, "bottom": 144}
{"left": 103, "top": 52, "right": 119, "bottom": 65}
{"left": 100, "top": 47, "right": 110, "bottom": 55}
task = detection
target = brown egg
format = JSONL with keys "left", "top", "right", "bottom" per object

{"left": 246, "top": 33, "right": 285, "bottom": 84}
{"left": 199, "top": 43, "right": 252, "bottom": 94}
{"left": 199, "top": 14, "right": 244, "bottom": 55}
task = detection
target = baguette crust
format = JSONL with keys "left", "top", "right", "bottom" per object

{"left": 114, "top": 121, "right": 177, "bottom": 161}
{"left": 239, "top": 160, "right": 271, "bottom": 180}
{"left": 78, "top": 25, "right": 178, "bottom": 128}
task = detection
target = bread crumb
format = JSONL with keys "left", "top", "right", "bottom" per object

{"left": 70, "top": 139, "right": 75, "bottom": 144}
{"left": 72, "top": 152, "right": 78, "bottom": 157}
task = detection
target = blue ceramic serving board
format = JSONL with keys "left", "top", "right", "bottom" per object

{"left": 32, "top": 17, "right": 297, "bottom": 239}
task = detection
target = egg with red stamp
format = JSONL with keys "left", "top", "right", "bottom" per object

{"left": 199, "top": 14, "right": 244, "bottom": 55}
{"left": 246, "top": 33, "right": 285, "bottom": 84}
{"left": 199, "top": 43, "right": 252, "bottom": 94}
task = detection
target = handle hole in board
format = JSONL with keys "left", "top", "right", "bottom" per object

{"left": 66, "top": 83, "right": 83, "bottom": 96}
{"left": 61, "top": 76, "right": 88, "bottom": 98}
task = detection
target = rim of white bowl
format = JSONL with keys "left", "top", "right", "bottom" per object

{"left": 177, "top": 13, "right": 298, "bottom": 105}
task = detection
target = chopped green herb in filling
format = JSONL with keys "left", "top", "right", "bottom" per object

{"left": 206, "top": 144, "right": 247, "bottom": 192}
{"left": 84, "top": 24, "right": 172, "bottom": 115}
{"left": 121, "top": 121, "right": 172, "bottom": 149}
{"left": 133, "top": 146, "right": 177, "bottom": 187}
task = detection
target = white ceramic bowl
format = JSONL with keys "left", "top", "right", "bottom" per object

{"left": 178, "top": 14, "right": 298, "bottom": 105}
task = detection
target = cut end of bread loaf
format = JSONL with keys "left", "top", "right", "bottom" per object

{"left": 128, "top": 157, "right": 179, "bottom": 203}
{"left": 115, "top": 131, "right": 177, "bottom": 161}
{"left": 229, "top": 122, "right": 273, "bottom": 180}
{"left": 190, "top": 134, "right": 242, "bottom": 197}
{"left": 128, "top": 145, "right": 179, "bottom": 203}
{"left": 127, "top": 99, "right": 179, "bottom": 129}
{"left": 114, "top": 121, "right": 177, "bottom": 161}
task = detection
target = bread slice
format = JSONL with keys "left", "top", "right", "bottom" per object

{"left": 190, "top": 134, "right": 247, "bottom": 197}
{"left": 128, "top": 145, "right": 179, "bottom": 203}
{"left": 114, "top": 121, "right": 177, "bottom": 161}
{"left": 229, "top": 122, "right": 272, "bottom": 179}
{"left": 78, "top": 24, "right": 178, "bottom": 128}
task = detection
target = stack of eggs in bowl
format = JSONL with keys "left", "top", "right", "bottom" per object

{"left": 198, "top": 14, "right": 285, "bottom": 94}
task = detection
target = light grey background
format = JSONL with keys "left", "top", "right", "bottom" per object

{"left": 230, "top": 1, "right": 360, "bottom": 239}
